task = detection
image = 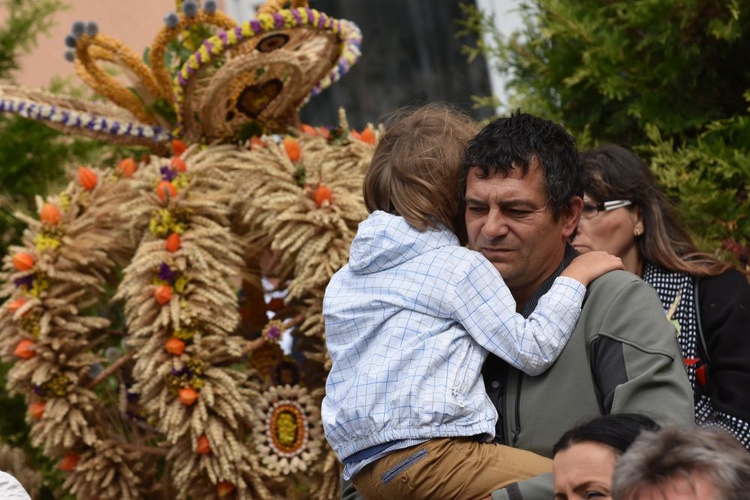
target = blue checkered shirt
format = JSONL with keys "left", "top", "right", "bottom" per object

{"left": 322, "top": 212, "right": 585, "bottom": 479}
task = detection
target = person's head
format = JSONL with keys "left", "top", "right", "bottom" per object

{"left": 364, "top": 103, "right": 479, "bottom": 241}
{"left": 573, "top": 144, "right": 731, "bottom": 277}
{"left": 552, "top": 414, "right": 660, "bottom": 500}
{"left": 463, "top": 112, "right": 583, "bottom": 305}
{"left": 612, "top": 426, "right": 750, "bottom": 500}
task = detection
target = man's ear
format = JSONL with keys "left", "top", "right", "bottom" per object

{"left": 561, "top": 196, "right": 583, "bottom": 239}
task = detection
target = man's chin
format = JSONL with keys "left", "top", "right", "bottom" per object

{"left": 488, "top": 260, "right": 513, "bottom": 277}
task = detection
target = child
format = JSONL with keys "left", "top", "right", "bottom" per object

{"left": 321, "top": 104, "right": 622, "bottom": 499}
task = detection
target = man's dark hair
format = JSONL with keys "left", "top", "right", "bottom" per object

{"left": 463, "top": 111, "right": 581, "bottom": 218}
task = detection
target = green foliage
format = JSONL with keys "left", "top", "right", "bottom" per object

{"left": 460, "top": 0, "right": 750, "bottom": 145}
{"left": 0, "top": 0, "right": 67, "bottom": 80}
{"left": 642, "top": 109, "right": 750, "bottom": 264}
{"left": 460, "top": 0, "right": 750, "bottom": 264}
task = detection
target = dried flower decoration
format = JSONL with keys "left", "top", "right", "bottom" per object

{"left": 0, "top": 1, "right": 370, "bottom": 498}
{"left": 7, "top": 298, "right": 28, "bottom": 315}
{"left": 283, "top": 137, "right": 301, "bottom": 162}
{"left": 178, "top": 387, "right": 198, "bottom": 406}
{"left": 170, "top": 156, "right": 187, "bottom": 173}
{"left": 39, "top": 203, "right": 61, "bottom": 225}
{"left": 195, "top": 435, "right": 211, "bottom": 454}
{"left": 252, "top": 384, "right": 322, "bottom": 476}
{"left": 165, "top": 233, "right": 181, "bottom": 252}
{"left": 118, "top": 157, "right": 137, "bottom": 177}
{"left": 154, "top": 284, "right": 173, "bottom": 305}
{"left": 59, "top": 453, "right": 79, "bottom": 472}
{"left": 13, "top": 339, "right": 35, "bottom": 359}
{"left": 217, "top": 481, "right": 235, "bottom": 497}
{"left": 165, "top": 337, "right": 185, "bottom": 356}
{"left": 262, "top": 319, "right": 285, "bottom": 343}
{"left": 12, "top": 253, "right": 34, "bottom": 271}
{"left": 29, "top": 401, "right": 46, "bottom": 420}
{"left": 77, "top": 167, "right": 98, "bottom": 190}
{"left": 157, "top": 180, "right": 178, "bottom": 202}
{"left": 171, "top": 139, "right": 188, "bottom": 157}
{"left": 314, "top": 184, "right": 333, "bottom": 207}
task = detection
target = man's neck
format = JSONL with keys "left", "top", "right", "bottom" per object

{"left": 517, "top": 244, "right": 578, "bottom": 317}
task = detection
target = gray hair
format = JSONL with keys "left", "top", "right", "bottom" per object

{"left": 612, "top": 426, "right": 750, "bottom": 500}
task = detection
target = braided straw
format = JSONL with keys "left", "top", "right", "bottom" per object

{"left": 0, "top": 2, "right": 374, "bottom": 496}
{"left": 173, "top": 7, "right": 362, "bottom": 138}
{"left": 183, "top": 52, "right": 306, "bottom": 140}
{"left": 256, "top": 0, "right": 309, "bottom": 16}
{"left": 149, "top": 11, "right": 238, "bottom": 100}
{"left": 0, "top": 85, "right": 171, "bottom": 150}
{"left": 74, "top": 34, "right": 162, "bottom": 124}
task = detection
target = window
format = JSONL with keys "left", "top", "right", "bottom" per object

{"left": 222, "top": 0, "right": 261, "bottom": 22}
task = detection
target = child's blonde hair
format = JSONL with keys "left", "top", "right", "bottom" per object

{"left": 364, "top": 104, "right": 480, "bottom": 238}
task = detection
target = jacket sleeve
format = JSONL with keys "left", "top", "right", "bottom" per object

{"left": 697, "top": 269, "right": 750, "bottom": 451}
{"left": 588, "top": 274, "right": 695, "bottom": 426}
{"left": 0, "top": 471, "right": 30, "bottom": 500}
{"left": 453, "top": 256, "right": 585, "bottom": 376}
{"left": 490, "top": 473, "right": 553, "bottom": 500}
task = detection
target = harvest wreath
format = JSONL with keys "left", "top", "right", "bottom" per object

{"left": 0, "top": 0, "right": 372, "bottom": 498}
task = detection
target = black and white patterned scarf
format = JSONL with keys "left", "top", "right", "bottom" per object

{"left": 643, "top": 261, "right": 750, "bottom": 451}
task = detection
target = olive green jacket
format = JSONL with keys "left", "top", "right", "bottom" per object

{"left": 490, "top": 269, "right": 694, "bottom": 500}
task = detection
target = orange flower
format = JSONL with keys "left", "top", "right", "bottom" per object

{"left": 29, "top": 401, "right": 45, "bottom": 420}
{"left": 283, "top": 137, "right": 301, "bottom": 162}
{"left": 13, "top": 339, "right": 35, "bottom": 359}
{"left": 12, "top": 253, "right": 34, "bottom": 271}
{"left": 154, "top": 285, "right": 173, "bottom": 305}
{"left": 165, "top": 337, "right": 185, "bottom": 355}
{"left": 314, "top": 185, "right": 333, "bottom": 207}
{"left": 196, "top": 435, "right": 211, "bottom": 454}
{"left": 350, "top": 129, "right": 361, "bottom": 140}
{"left": 171, "top": 139, "right": 188, "bottom": 157}
{"left": 7, "top": 298, "right": 28, "bottom": 314}
{"left": 317, "top": 126, "right": 331, "bottom": 139}
{"left": 40, "top": 203, "right": 61, "bottom": 225}
{"left": 179, "top": 387, "right": 198, "bottom": 406}
{"left": 77, "top": 167, "right": 98, "bottom": 190}
{"left": 118, "top": 157, "right": 137, "bottom": 177}
{"left": 157, "top": 181, "right": 177, "bottom": 202}
{"left": 249, "top": 136, "right": 265, "bottom": 149}
{"left": 59, "top": 453, "right": 79, "bottom": 472}
{"left": 165, "top": 233, "right": 181, "bottom": 252}
{"left": 301, "top": 124, "right": 317, "bottom": 136}
{"left": 360, "top": 128, "right": 376, "bottom": 145}
{"left": 171, "top": 156, "right": 187, "bottom": 172}
{"left": 217, "top": 481, "right": 235, "bottom": 497}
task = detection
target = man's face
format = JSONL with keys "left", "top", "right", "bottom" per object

{"left": 464, "top": 160, "right": 581, "bottom": 306}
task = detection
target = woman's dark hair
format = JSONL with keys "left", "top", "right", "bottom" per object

{"left": 553, "top": 414, "right": 661, "bottom": 457}
{"left": 580, "top": 144, "right": 735, "bottom": 277}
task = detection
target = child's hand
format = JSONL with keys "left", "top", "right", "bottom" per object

{"left": 561, "top": 251, "right": 624, "bottom": 286}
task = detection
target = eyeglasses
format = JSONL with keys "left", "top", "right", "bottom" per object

{"left": 581, "top": 200, "right": 633, "bottom": 219}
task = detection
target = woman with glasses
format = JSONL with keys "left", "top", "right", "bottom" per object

{"left": 572, "top": 143, "right": 750, "bottom": 453}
